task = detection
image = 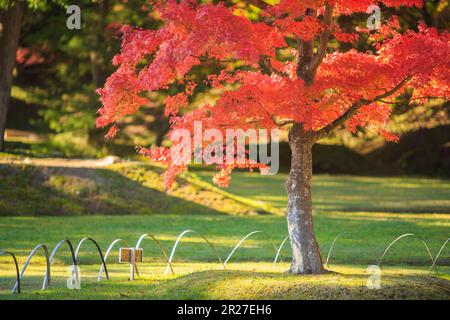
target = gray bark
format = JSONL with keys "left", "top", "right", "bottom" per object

{"left": 285, "top": 124, "right": 325, "bottom": 274}
{"left": 0, "top": 2, "right": 26, "bottom": 151}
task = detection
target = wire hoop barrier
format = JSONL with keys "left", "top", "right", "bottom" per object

{"left": 75, "top": 237, "right": 109, "bottom": 281}
{"left": 377, "top": 234, "right": 436, "bottom": 272}
{"left": 135, "top": 233, "right": 173, "bottom": 275}
{"left": 224, "top": 231, "right": 278, "bottom": 267}
{"left": 98, "top": 239, "right": 131, "bottom": 281}
{"left": 324, "top": 232, "right": 379, "bottom": 268}
{"left": 272, "top": 236, "right": 290, "bottom": 268}
{"left": 2, "top": 231, "right": 449, "bottom": 294}
{"left": 11, "top": 244, "right": 50, "bottom": 293}
{"left": 42, "top": 239, "right": 79, "bottom": 290}
{"left": 0, "top": 251, "right": 21, "bottom": 294}
{"left": 324, "top": 232, "right": 354, "bottom": 267}
{"left": 164, "top": 230, "right": 225, "bottom": 275}
{"left": 430, "top": 238, "right": 450, "bottom": 273}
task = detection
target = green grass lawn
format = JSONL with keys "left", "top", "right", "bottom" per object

{"left": 1, "top": 212, "right": 449, "bottom": 299}
{"left": 0, "top": 162, "right": 449, "bottom": 299}
{"left": 195, "top": 171, "right": 450, "bottom": 214}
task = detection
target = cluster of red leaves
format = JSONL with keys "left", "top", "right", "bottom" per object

{"left": 264, "top": 0, "right": 323, "bottom": 41}
{"left": 212, "top": 161, "right": 268, "bottom": 187}
{"left": 16, "top": 47, "right": 45, "bottom": 65}
{"left": 97, "top": 0, "right": 285, "bottom": 129}
{"left": 332, "top": 25, "right": 360, "bottom": 43}
{"left": 97, "top": 0, "right": 449, "bottom": 189}
{"left": 315, "top": 20, "right": 449, "bottom": 131}
{"left": 332, "top": 0, "right": 422, "bottom": 15}
{"left": 274, "top": 15, "right": 324, "bottom": 41}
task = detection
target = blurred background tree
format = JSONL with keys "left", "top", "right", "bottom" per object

{"left": 7, "top": 0, "right": 156, "bottom": 156}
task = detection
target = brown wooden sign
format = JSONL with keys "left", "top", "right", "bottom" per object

{"left": 119, "top": 247, "right": 143, "bottom": 263}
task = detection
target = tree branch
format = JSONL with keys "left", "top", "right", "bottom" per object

{"left": 296, "top": 8, "right": 317, "bottom": 85}
{"left": 314, "top": 76, "right": 412, "bottom": 141}
{"left": 271, "top": 115, "right": 295, "bottom": 127}
{"left": 246, "top": 0, "right": 271, "bottom": 10}
{"left": 378, "top": 96, "right": 448, "bottom": 104}
{"left": 259, "top": 55, "right": 289, "bottom": 77}
{"left": 191, "top": 55, "right": 238, "bottom": 64}
{"left": 311, "top": 2, "right": 334, "bottom": 75}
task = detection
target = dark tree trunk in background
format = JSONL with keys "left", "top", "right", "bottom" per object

{"left": 0, "top": 2, "right": 26, "bottom": 151}
{"left": 155, "top": 113, "right": 169, "bottom": 147}
{"left": 88, "top": 0, "right": 110, "bottom": 146}
{"left": 90, "top": 0, "right": 109, "bottom": 88}
{"left": 285, "top": 124, "right": 325, "bottom": 274}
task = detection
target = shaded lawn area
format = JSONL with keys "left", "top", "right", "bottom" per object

{"left": 0, "top": 163, "right": 262, "bottom": 216}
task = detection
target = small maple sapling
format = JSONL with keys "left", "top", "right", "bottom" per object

{"left": 97, "top": 0, "right": 449, "bottom": 274}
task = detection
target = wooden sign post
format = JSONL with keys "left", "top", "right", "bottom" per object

{"left": 119, "top": 247, "right": 143, "bottom": 280}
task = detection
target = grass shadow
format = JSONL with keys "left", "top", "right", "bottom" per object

{"left": 0, "top": 164, "right": 230, "bottom": 216}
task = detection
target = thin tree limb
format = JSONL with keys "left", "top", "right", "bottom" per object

{"left": 271, "top": 115, "right": 295, "bottom": 127}
{"left": 312, "top": 2, "right": 335, "bottom": 74}
{"left": 296, "top": 8, "right": 317, "bottom": 85}
{"left": 314, "top": 76, "right": 412, "bottom": 141}
{"left": 246, "top": 0, "right": 271, "bottom": 10}
{"left": 378, "top": 96, "right": 448, "bottom": 104}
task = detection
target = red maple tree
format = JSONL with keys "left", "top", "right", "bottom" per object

{"left": 97, "top": 0, "right": 449, "bottom": 274}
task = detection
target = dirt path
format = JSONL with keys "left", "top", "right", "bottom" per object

{"left": 0, "top": 155, "right": 124, "bottom": 168}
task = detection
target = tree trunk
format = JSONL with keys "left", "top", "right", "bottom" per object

{"left": 88, "top": 0, "right": 110, "bottom": 146}
{"left": 285, "top": 123, "right": 325, "bottom": 274}
{"left": 0, "top": 2, "right": 26, "bottom": 152}
{"left": 90, "top": 0, "right": 110, "bottom": 88}
{"left": 155, "top": 112, "right": 169, "bottom": 147}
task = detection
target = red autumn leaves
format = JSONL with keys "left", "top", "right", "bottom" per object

{"left": 97, "top": 0, "right": 449, "bottom": 188}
